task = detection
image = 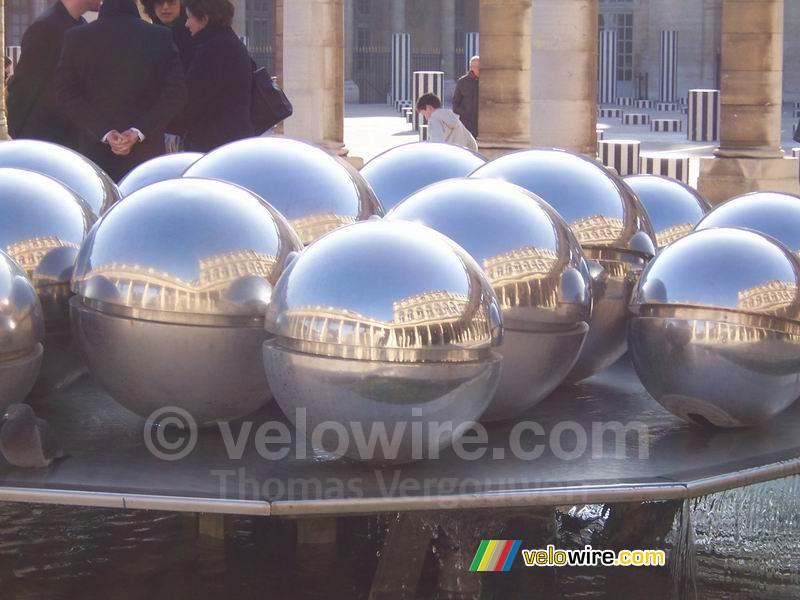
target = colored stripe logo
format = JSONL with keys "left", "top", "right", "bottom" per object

{"left": 469, "top": 540, "right": 521, "bottom": 572}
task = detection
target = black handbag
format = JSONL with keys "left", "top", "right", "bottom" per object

{"left": 250, "top": 67, "right": 293, "bottom": 134}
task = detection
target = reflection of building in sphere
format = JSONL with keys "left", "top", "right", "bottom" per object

{"left": 655, "top": 223, "right": 692, "bottom": 248}
{"left": 738, "top": 280, "right": 798, "bottom": 316}
{"left": 289, "top": 213, "right": 356, "bottom": 244}
{"left": 570, "top": 215, "right": 624, "bottom": 246}
{"left": 482, "top": 246, "right": 558, "bottom": 309}
{"left": 6, "top": 235, "right": 80, "bottom": 276}
{"left": 81, "top": 250, "right": 277, "bottom": 313}
{"left": 281, "top": 290, "right": 491, "bottom": 360}
{"left": 688, "top": 320, "right": 784, "bottom": 344}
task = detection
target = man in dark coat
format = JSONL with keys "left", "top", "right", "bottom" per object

{"left": 140, "top": 0, "right": 195, "bottom": 70}
{"left": 57, "top": 0, "right": 188, "bottom": 182}
{"left": 452, "top": 55, "right": 479, "bottom": 139}
{"left": 6, "top": 0, "right": 101, "bottom": 149}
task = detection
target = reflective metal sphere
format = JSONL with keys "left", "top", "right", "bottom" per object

{"left": 263, "top": 220, "right": 503, "bottom": 463}
{"left": 629, "top": 227, "right": 800, "bottom": 427}
{"left": 0, "top": 250, "right": 44, "bottom": 410}
{"left": 471, "top": 148, "right": 656, "bottom": 381}
{"left": 0, "top": 140, "right": 120, "bottom": 216}
{"left": 183, "top": 137, "right": 383, "bottom": 244}
{"left": 360, "top": 142, "right": 486, "bottom": 211}
{"left": 386, "top": 178, "right": 591, "bottom": 421}
{"left": 624, "top": 175, "right": 710, "bottom": 250}
{"left": 71, "top": 178, "right": 303, "bottom": 425}
{"left": 695, "top": 191, "right": 800, "bottom": 253}
{"left": 0, "top": 168, "right": 95, "bottom": 392}
{"left": 118, "top": 152, "right": 203, "bottom": 197}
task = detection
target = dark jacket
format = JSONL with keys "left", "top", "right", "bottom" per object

{"left": 452, "top": 71, "right": 479, "bottom": 138}
{"left": 6, "top": 1, "right": 84, "bottom": 148}
{"left": 152, "top": 12, "right": 195, "bottom": 72}
{"left": 56, "top": 0, "right": 188, "bottom": 182}
{"left": 173, "top": 25, "right": 253, "bottom": 153}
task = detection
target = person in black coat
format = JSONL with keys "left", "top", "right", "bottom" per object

{"left": 6, "top": 0, "right": 101, "bottom": 149}
{"left": 452, "top": 55, "right": 479, "bottom": 139}
{"left": 140, "top": 0, "right": 195, "bottom": 71}
{"left": 173, "top": 0, "right": 253, "bottom": 153}
{"left": 57, "top": 0, "right": 188, "bottom": 182}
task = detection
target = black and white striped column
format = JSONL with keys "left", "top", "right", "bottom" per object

{"left": 465, "top": 32, "right": 479, "bottom": 72}
{"left": 639, "top": 153, "right": 690, "bottom": 184}
{"left": 596, "top": 129, "right": 605, "bottom": 143}
{"left": 623, "top": 113, "right": 651, "bottom": 126}
{"left": 391, "top": 33, "right": 411, "bottom": 110}
{"left": 598, "top": 108, "right": 622, "bottom": 119}
{"left": 635, "top": 99, "right": 653, "bottom": 109}
{"left": 5, "top": 46, "right": 21, "bottom": 67}
{"left": 792, "top": 148, "right": 800, "bottom": 158}
{"left": 687, "top": 89, "right": 720, "bottom": 142}
{"left": 413, "top": 71, "right": 444, "bottom": 131}
{"left": 651, "top": 118, "right": 682, "bottom": 132}
{"left": 617, "top": 97, "right": 635, "bottom": 107}
{"left": 420, "top": 124, "right": 429, "bottom": 142}
{"left": 659, "top": 31, "right": 678, "bottom": 103}
{"left": 598, "top": 140, "right": 641, "bottom": 176}
{"left": 656, "top": 102, "right": 679, "bottom": 112}
{"left": 597, "top": 30, "right": 618, "bottom": 105}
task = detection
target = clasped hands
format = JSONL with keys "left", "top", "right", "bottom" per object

{"left": 106, "top": 129, "right": 140, "bottom": 156}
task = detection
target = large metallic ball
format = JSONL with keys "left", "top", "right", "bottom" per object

{"left": 624, "top": 175, "right": 710, "bottom": 250}
{"left": 0, "top": 168, "right": 95, "bottom": 393}
{"left": 71, "top": 178, "right": 302, "bottom": 426}
{"left": 263, "top": 219, "right": 503, "bottom": 463}
{"left": 386, "top": 178, "right": 591, "bottom": 421}
{"left": 695, "top": 191, "right": 800, "bottom": 253}
{"left": 629, "top": 227, "right": 800, "bottom": 427}
{"left": 183, "top": 137, "right": 383, "bottom": 244}
{"left": 360, "top": 142, "right": 486, "bottom": 211}
{"left": 0, "top": 250, "right": 44, "bottom": 411}
{"left": 0, "top": 140, "right": 119, "bottom": 216}
{"left": 471, "top": 148, "right": 656, "bottom": 381}
{"left": 118, "top": 152, "right": 203, "bottom": 197}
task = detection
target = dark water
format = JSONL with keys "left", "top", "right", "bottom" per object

{"left": 0, "top": 477, "right": 798, "bottom": 599}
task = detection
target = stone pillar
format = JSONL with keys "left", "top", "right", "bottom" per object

{"left": 344, "top": 0, "right": 358, "bottom": 103}
{"left": 441, "top": 0, "right": 457, "bottom": 101}
{"left": 478, "top": 0, "right": 532, "bottom": 158}
{"left": 697, "top": 0, "right": 799, "bottom": 204}
{"left": 231, "top": 0, "right": 246, "bottom": 39}
{"left": 530, "top": 0, "right": 597, "bottom": 156}
{"left": 283, "top": 0, "right": 348, "bottom": 157}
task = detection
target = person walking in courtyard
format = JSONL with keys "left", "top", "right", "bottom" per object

{"left": 416, "top": 93, "right": 478, "bottom": 152}
{"left": 452, "top": 55, "right": 479, "bottom": 139}
{"left": 7, "top": 0, "right": 101, "bottom": 149}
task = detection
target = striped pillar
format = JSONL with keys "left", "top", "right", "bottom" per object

{"left": 391, "top": 33, "right": 412, "bottom": 109}
{"left": 598, "top": 140, "right": 641, "bottom": 176}
{"left": 651, "top": 118, "right": 682, "bottom": 132}
{"left": 5, "top": 46, "right": 21, "bottom": 67}
{"left": 596, "top": 129, "right": 605, "bottom": 142}
{"left": 413, "top": 71, "right": 444, "bottom": 131}
{"left": 634, "top": 99, "right": 653, "bottom": 109}
{"left": 687, "top": 89, "right": 720, "bottom": 142}
{"left": 656, "top": 102, "right": 679, "bottom": 111}
{"left": 420, "top": 124, "right": 429, "bottom": 141}
{"left": 403, "top": 106, "right": 414, "bottom": 123}
{"left": 623, "top": 113, "right": 650, "bottom": 126}
{"left": 466, "top": 32, "right": 480, "bottom": 71}
{"left": 639, "top": 153, "right": 691, "bottom": 183}
{"left": 617, "top": 97, "right": 635, "bottom": 107}
{"left": 659, "top": 31, "right": 678, "bottom": 103}
{"left": 597, "top": 30, "right": 617, "bottom": 105}
{"left": 793, "top": 148, "right": 800, "bottom": 158}
{"left": 598, "top": 107, "right": 622, "bottom": 119}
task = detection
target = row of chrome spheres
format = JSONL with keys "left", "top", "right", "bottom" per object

{"left": 1, "top": 137, "right": 800, "bottom": 463}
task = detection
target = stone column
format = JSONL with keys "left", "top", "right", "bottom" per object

{"left": 392, "top": 1, "right": 406, "bottom": 34}
{"left": 344, "top": 0, "right": 359, "bottom": 102}
{"left": 697, "top": 0, "right": 799, "bottom": 204}
{"left": 283, "top": 0, "right": 348, "bottom": 157}
{"left": 530, "top": 0, "right": 597, "bottom": 156}
{"left": 478, "top": 0, "right": 532, "bottom": 158}
{"left": 441, "top": 0, "right": 457, "bottom": 101}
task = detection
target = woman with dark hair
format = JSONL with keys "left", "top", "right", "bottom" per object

{"left": 173, "top": 0, "right": 253, "bottom": 152}
{"left": 140, "top": 0, "right": 194, "bottom": 71}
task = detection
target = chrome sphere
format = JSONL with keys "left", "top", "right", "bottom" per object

{"left": 386, "top": 178, "right": 591, "bottom": 421}
{"left": 263, "top": 219, "right": 503, "bottom": 463}
{"left": 695, "top": 191, "right": 800, "bottom": 253}
{"left": 0, "top": 250, "right": 44, "bottom": 410}
{"left": 471, "top": 148, "right": 656, "bottom": 381}
{"left": 360, "top": 142, "right": 486, "bottom": 211}
{"left": 0, "top": 139, "right": 119, "bottom": 216}
{"left": 624, "top": 175, "right": 710, "bottom": 250}
{"left": 183, "top": 137, "right": 383, "bottom": 244}
{"left": 0, "top": 168, "right": 95, "bottom": 392}
{"left": 629, "top": 227, "right": 800, "bottom": 427}
{"left": 71, "top": 178, "right": 302, "bottom": 426}
{"left": 118, "top": 152, "right": 203, "bottom": 197}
